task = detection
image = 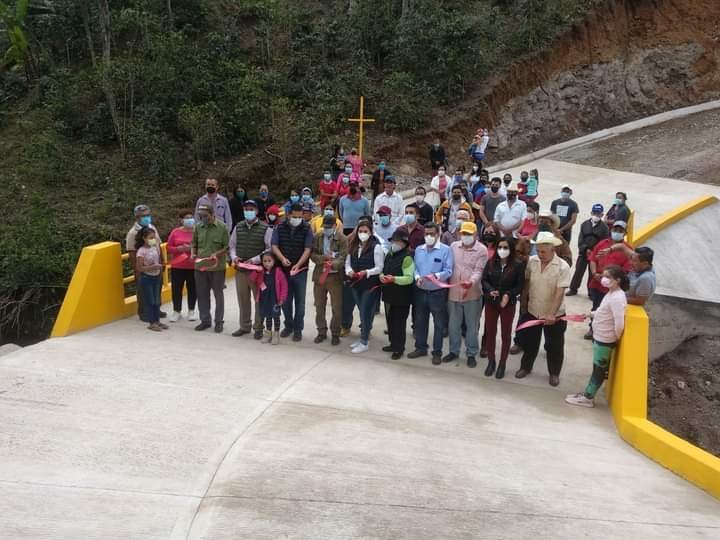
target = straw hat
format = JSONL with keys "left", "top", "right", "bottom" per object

{"left": 532, "top": 231, "right": 562, "bottom": 246}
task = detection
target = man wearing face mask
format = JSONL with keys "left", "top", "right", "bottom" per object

{"left": 429, "top": 139, "right": 447, "bottom": 176}
{"left": 441, "top": 209, "right": 470, "bottom": 246}
{"left": 585, "top": 221, "right": 633, "bottom": 339}
{"left": 271, "top": 203, "right": 314, "bottom": 341}
{"left": 567, "top": 203, "right": 609, "bottom": 297}
{"left": 229, "top": 200, "right": 272, "bottom": 339}
{"left": 310, "top": 215, "right": 348, "bottom": 346}
{"left": 126, "top": 204, "right": 165, "bottom": 321}
{"left": 192, "top": 204, "right": 230, "bottom": 333}
{"left": 253, "top": 184, "right": 275, "bottom": 221}
{"left": 195, "top": 178, "right": 230, "bottom": 225}
{"left": 408, "top": 223, "right": 454, "bottom": 365}
{"left": 493, "top": 182, "right": 527, "bottom": 238}
{"left": 498, "top": 173, "right": 513, "bottom": 198}
{"left": 408, "top": 186, "right": 434, "bottom": 226}
{"left": 605, "top": 192, "right": 631, "bottom": 228}
{"left": 397, "top": 206, "right": 426, "bottom": 255}
{"left": 370, "top": 159, "right": 392, "bottom": 202}
{"left": 446, "top": 222, "right": 488, "bottom": 367}
{"left": 479, "top": 177, "right": 505, "bottom": 228}
{"left": 301, "top": 202, "right": 315, "bottom": 224}
{"left": 310, "top": 204, "right": 342, "bottom": 234}
{"left": 436, "top": 185, "right": 472, "bottom": 233}
{"left": 373, "top": 176, "right": 403, "bottom": 226}
{"left": 374, "top": 206, "right": 398, "bottom": 252}
{"left": 318, "top": 171, "right": 338, "bottom": 209}
{"left": 338, "top": 180, "right": 371, "bottom": 236}
{"left": 550, "top": 185, "right": 580, "bottom": 243}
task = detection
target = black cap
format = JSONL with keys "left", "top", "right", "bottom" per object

{"left": 391, "top": 229, "right": 409, "bottom": 244}
{"left": 323, "top": 215, "right": 336, "bottom": 227}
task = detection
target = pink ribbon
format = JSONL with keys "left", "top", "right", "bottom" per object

{"left": 318, "top": 260, "right": 333, "bottom": 285}
{"left": 170, "top": 253, "right": 190, "bottom": 266}
{"left": 235, "top": 262, "right": 263, "bottom": 272}
{"left": 516, "top": 313, "right": 587, "bottom": 331}
{"left": 290, "top": 266, "right": 308, "bottom": 276}
{"left": 195, "top": 255, "right": 218, "bottom": 271}
{"left": 424, "top": 274, "right": 458, "bottom": 289}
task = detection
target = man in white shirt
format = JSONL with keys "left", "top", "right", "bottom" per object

{"left": 494, "top": 182, "right": 526, "bottom": 238}
{"left": 498, "top": 173, "right": 513, "bottom": 198}
{"left": 373, "top": 176, "right": 404, "bottom": 225}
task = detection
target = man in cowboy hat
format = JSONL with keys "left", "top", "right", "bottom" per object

{"left": 515, "top": 231, "right": 571, "bottom": 387}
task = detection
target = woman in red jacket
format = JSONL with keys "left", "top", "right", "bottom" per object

{"left": 166, "top": 209, "right": 198, "bottom": 323}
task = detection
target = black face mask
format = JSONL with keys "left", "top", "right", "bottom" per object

{"left": 349, "top": 187, "right": 358, "bottom": 195}
{"left": 206, "top": 186, "right": 217, "bottom": 194}
{"left": 538, "top": 223, "right": 551, "bottom": 232}
{"left": 452, "top": 194, "right": 461, "bottom": 201}
{"left": 490, "top": 186, "right": 499, "bottom": 193}
{"left": 507, "top": 194, "right": 517, "bottom": 201}
{"left": 483, "top": 234, "right": 497, "bottom": 243}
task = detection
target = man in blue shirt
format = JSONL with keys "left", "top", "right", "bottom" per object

{"left": 408, "top": 223, "right": 454, "bottom": 365}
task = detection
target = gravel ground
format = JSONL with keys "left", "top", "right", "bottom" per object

{"left": 552, "top": 108, "right": 720, "bottom": 185}
{"left": 648, "top": 335, "right": 720, "bottom": 457}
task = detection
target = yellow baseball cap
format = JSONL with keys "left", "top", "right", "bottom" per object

{"left": 460, "top": 221, "right": 477, "bottom": 235}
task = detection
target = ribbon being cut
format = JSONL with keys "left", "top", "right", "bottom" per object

{"left": 516, "top": 314, "right": 587, "bottom": 331}
{"left": 195, "top": 255, "right": 217, "bottom": 271}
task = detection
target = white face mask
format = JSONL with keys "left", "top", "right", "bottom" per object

{"left": 497, "top": 247, "right": 510, "bottom": 259}
{"left": 590, "top": 215, "right": 601, "bottom": 224}
{"left": 358, "top": 232, "right": 370, "bottom": 243}
{"left": 415, "top": 195, "right": 425, "bottom": 204}
{"left": 461, "top": 235, "right": 474, "bottom": 246}
{"left": 289, "top": 217, "right": 302, "bottom": 227}
{"left": 600, "top": 276, "right": 613, "bottom": 289}
{"left": 391, "top": 242, "right": 404, "bottom": 253}
{"left": 526, "top": 212, "right": 535, "bottom": 220}
{"left": 438, "top": 170, "right": 445, "bottom": 177}
{"left": 424, "top": 235, "right": 437, "bottom": 246}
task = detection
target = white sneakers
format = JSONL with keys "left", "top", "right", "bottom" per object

{"left": 169, "top": 311, "right": 181, "bottom": 323}
{"left": 262, "top": 331, "right": 272, "bottom": 344}
{"left": 186, "top": 310, "right": 197, "bottom": 321}
{"left": 565, "top": 393, "right": 595, "bottom": 408}
{"left": 351, "top": 343, "right": 369, "bottom": 354}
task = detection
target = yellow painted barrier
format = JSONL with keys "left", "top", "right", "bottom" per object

{"left": 606, "top": 196, "right": 720, "bottom": 501}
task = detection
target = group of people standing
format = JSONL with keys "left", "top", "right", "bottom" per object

{"left": 126, "top": 142, "right": 657, "bottom": 409}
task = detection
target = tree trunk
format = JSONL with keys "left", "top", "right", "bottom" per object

{"left": 97, "top": 0, "right": 126, "bottom": 159}
{"left": 166, "top": 0, "right": 174, "bottom": 27}
{"left": 79, "top": 0, "right": 97, "bottom": 68}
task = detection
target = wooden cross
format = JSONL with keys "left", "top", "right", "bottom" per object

{"left": 347, "top": 95, "right": 375, "bottom": 160}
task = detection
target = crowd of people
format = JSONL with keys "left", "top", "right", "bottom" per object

{"left": 126, "top": 137, "right": 657, "bottom": 409}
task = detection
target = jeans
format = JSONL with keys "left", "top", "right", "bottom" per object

{"left": 282, "top": 269, "right": 308, "bottom": 334}
{"left": 584, "top": 341, "right": 616, "bottom": 398}
{"left": 265, "top": 315, "right": 281, "bottom": 331}
{"left": 483, "top": 301, "right": 516, "bottom": 362}
{"left": 139, "top": 273, "right": 161, "bottom": 323}
{"left": 517, "top": 313, "right": 567, "bottom": 376}
{"left": 386, "top": 304, "right": 411, "bottom": 353}
{"left": 342, "top": 282, "right": 355, "bottom": 329}
{"left": 448, "top": 299, "right": 482, "bottom": 356}
{"left": 414, "top": 287, "right": 449, "bottom": 355}
{"left": 195, "top": 270, "right": 225, "bottom": 324}
{"left": 352, "top": 287, "right": 380, "bottom": 345}
{"left": 569, "top": 251, "right": 589, "bottom": 293}
{"left": 171, "top": 268, "right": 196, "bottom": 312}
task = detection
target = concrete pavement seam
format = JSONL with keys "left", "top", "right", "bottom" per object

{"left": 199, "top": 493, "right": 720, "bottom": 529}
{"left": 180, "top": 350, "right": 335, "bottom": 540}
{"left": 0, "top": 479, "right": 200, "bottom": 500}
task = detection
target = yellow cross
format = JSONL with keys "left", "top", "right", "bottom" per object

{"left": 347, "top": 95, "right": 375, "bottom": 161}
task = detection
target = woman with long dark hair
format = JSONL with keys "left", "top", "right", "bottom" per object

{"left": 344, "top": 219, "right": 383, "bottom": 354}
{"left": 481, "top": 236, "right": 525, "bottom": 378}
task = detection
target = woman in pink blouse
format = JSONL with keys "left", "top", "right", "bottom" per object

{"left": 166, "top": 209, "right": 198, "bottom": 322}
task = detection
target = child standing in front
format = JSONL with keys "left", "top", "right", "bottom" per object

{"left": 258, "top": 251, "right": 288, "bottom": 345}
{"left": 566, "top": 265, "right": 628, "bottom": 408}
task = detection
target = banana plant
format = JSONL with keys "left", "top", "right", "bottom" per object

{"left": 0, "top": 0, "right": 33, "bottom": 79}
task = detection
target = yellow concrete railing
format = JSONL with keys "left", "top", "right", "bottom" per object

{"left": 606, "top": 195, "right": 720, "bottom": 500}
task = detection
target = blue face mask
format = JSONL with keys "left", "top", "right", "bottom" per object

{"left": 324, "top": 209, "right": 334, "bottom": 217}
{"left": 244, "top": 210, "right": 257, "bottom": 221}
{"left": 560, "top": 192, "right": 571, "bottom": 200}
{"left": 611, "top": 231, "right": 624, "bottom": 242}
{"left": 323, "top": 174, "right": 331, "bottom": 181}
{"left": 183, "top": 218, "right": 195, "bottom": 228}
{"left": 615, "top": 198, "right": 624, "bottom": 206}
{"left": 139, "top": 215, "right": 152, "bottom": 226}
{"left": 290, "top": 195, "right": 300, "bottom": 203}
{"left": 260, "top": 190, "right": 269, "bottom": 197}
{"left": 302, "top": 194, "right": 312, "bottom": 203}
{"left": 378, "top": 163, "right": 385, "bottom": 170}
{"left": 380, "top": 215, "right": 390, "bottom": 226}
{"left": 404, "top": 214, "right": 416, "bottom": 225}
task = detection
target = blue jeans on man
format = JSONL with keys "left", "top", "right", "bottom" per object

{"left": 282, "top": 269, "right": 308, "bottom": 336}
{"left": 413, "top": 287, "right": 448, "bottom": 355}
{"left": 448, "top": 298, "right": 482, "bottom": 357}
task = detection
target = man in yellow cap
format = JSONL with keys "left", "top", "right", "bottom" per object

{"left": 444, "top": 221, "right": 488, "bottom": 367}
{"left": 515, "top": 231, "right": 571, "bottom": 386}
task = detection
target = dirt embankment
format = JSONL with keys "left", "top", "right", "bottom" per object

{"left": 649, "top": 335, "right": 720, "bottom": 458}
{"left": 366, "top": 0, "right": 720, "bottom": 175}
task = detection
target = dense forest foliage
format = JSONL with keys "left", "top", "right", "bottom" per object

{"left": 0, "top": 0, "right": 595, "bottom": 343}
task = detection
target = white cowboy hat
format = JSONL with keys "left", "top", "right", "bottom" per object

{"left": 532, "top": 231, "right": 563, "bottom": 246}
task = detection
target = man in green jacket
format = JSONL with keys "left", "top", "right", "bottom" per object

{"left": 192, "top": 204, "right": 229, "bottom": 333}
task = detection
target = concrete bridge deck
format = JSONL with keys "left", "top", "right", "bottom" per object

{"left": 2, "top": 159, "right": 720, "bottom": 539}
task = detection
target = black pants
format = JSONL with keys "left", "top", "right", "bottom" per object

{"left": 386, "top": 304, "right": 411, "bottom": 353}
{"left": 171, "top": 268, "right": 197, "bottom": 312}
{"left": 517, "top": 313, "right": 567, "bottom": 376}
{"left": 569, "top": 252, "right": 589, "bottom": 293}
